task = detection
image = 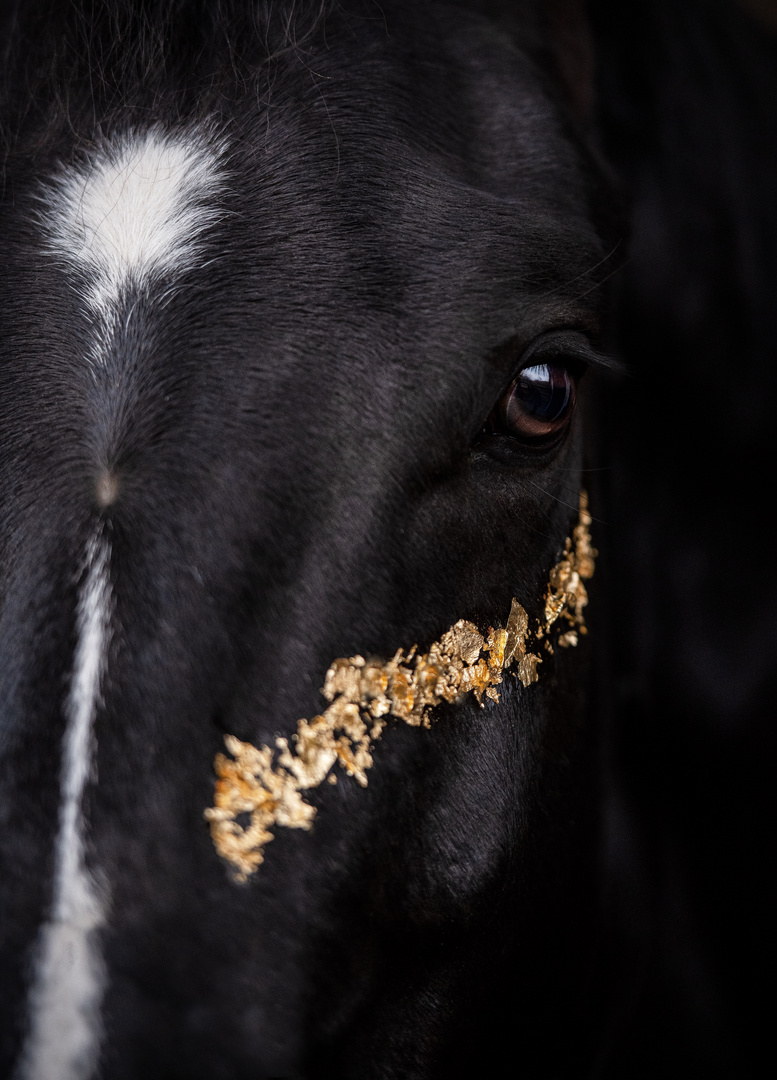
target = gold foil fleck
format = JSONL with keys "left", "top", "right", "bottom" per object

{"left": 206, "top": 491, "right": 596, "bottom": 880}
{"left": 541, "top": 489, "right": 596, "bottom": 638}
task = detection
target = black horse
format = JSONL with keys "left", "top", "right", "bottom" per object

{"left": 1, "top": 1, "right": 773, "bottom": 1077}
{"left": 0, "top": 3, "right": 618, "bottom": 1075}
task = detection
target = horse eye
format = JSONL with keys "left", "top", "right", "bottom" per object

{"left": 490, "top": 362, "right": 577, "bottom": 442}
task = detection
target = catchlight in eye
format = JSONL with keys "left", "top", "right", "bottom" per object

{"left": 490, "top": 361, "right": 577, "bottom": 442}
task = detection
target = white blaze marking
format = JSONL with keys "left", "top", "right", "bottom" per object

{"left": 19, "top": 126, "right": 225, "bottom": 1077}
{"left": 42, "top": 126, "right": 225, "bottom": 315}
{"left": 18, "top": 531, "right": 112, "bottom": 1080}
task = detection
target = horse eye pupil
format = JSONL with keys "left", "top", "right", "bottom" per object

{"left": 515, "top": 364, "right": 571, "bottom": 422}
{"left": 488, "top": 359, "right": 577, "bottom": 444}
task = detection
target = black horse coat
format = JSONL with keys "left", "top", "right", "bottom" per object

{"left": 2, "top": 1, "right": 773, "bottom": 1077}
{"left": 0, "top": 2, "right": 614, "bottom": 1076}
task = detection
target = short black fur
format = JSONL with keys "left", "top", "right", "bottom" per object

{"left": 1, "top": 3, "right": 616, "bottom": 1076}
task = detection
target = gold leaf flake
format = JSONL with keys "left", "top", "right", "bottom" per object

{"left": 516, "top": 653, "right": 542, "bottom": 687}
{"left": 206, "top": 491, "right": 596, "bottom": 879}
{"left": 503, "top": 598, "right": 529, "bottom": 666}
{"left": 541, "top": 489, "right": 596, "bottom": 638}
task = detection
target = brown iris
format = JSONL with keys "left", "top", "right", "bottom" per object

{"left": 492, "top": 362, "right": 576, "bottom": 442}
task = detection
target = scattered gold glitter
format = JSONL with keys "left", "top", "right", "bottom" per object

{"left": 205, "top": 491, "right": 596, "bottom": 880}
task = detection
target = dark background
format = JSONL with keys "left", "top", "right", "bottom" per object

{"left": 588, "top": 1, "right": 777, "bottom": 1074}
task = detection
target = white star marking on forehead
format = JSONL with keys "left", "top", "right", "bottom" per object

{"left": 41, "top": 126, "right": 226, "bottom": 312}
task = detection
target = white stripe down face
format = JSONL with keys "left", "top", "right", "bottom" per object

{"left": 18, "top": 532, "right": 112, "bottom": 1080}
{"left": 18, "top": 127, "right": 226, "bottom": 1080}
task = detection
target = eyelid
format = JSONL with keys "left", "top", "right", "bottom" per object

{"left": 515, "top": 331, "right": 597, "bottom": 377}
